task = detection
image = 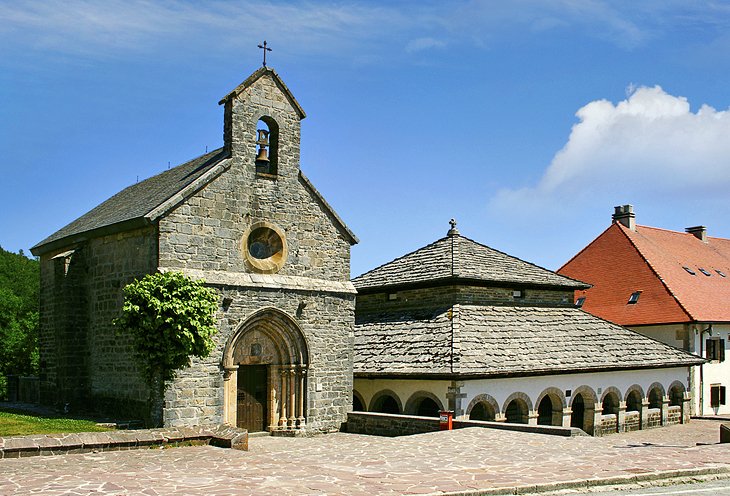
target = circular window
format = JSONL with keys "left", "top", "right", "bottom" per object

{"left": 242, "top": 222, "right": 287, "bottom": 273}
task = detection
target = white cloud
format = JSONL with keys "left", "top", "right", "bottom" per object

{"left": 492, "top": 85, "right": 730, "bottom": 218}
{"left": 405, "top": 37, "right": 446, "bottom": 53}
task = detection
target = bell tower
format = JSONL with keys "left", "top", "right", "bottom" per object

{"left": 219, "top": 66, "right": 306, "bottom": 180}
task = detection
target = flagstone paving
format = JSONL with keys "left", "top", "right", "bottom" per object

{"left": 1, "top": 420, "right": 728, "bottom": 495}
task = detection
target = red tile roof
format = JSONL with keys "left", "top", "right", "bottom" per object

{"left": 559, "top": 222, "right": 730, "bottom": 325}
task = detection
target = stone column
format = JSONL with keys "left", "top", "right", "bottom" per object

{"left": 640, "top": 399, "right": 650, "bottom": 430}
{"left": 618, "top": 401, "right": 627, "bottom": 433}
{"left": 593, "top": 404, "right": 603, "bottom": 437}
{"left": 223, "top": 366, "right": 238, "bottom": 427}
{"left": 447, "top": 381, "right": 467, "bottom": 418}
{"left": 268, "top": 376, "right": 278, "bottom": 432}
{"left": 288, "top": 365, "right": 296, "bottom": 429}
{"left": 297, "top": 366, "right": 307, "bottom": 428}
{"left": 661, "top": 395, "right": 670, "bottom": 425}
{"left": 682, "top": 392, "right": 692, "bottom": 424}
{"left": 528, "top": 411, "right": 539, "bottom": 426}
{"left": 561, "top": 407, "right": 572, "bottom": 428}
{"left": 279, "top": 366, "right": 288, "bottom": 429}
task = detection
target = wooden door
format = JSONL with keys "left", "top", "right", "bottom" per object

{"left": 237, "top": 365, "right": 267, "bottom": 432}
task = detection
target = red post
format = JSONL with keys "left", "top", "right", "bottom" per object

{"left": 439, "top": 410, "right": 453, "bottom": 430}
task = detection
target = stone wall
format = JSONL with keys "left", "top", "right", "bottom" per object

{"left": 595, "top": 414, "right": 617, "bottom": 436}
{"left": 667, "top": 405, "right": 681, "bottom": 425}
{"left": 37, "top": 227, "right": 157, "bottom": 419}
{"left": 356, "top": 285, "right": 574, "bottom": 315}
{"left": 164, "top": 286, "right": 354, "bottom": 431}
{"left": 624, "top": 411, "right": 640, "bottom": 432}
{"left": 646, "top": 408, "right": 662, "bottom": 428}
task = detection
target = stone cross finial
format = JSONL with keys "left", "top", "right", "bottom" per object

{"left": 448, "top": 218, "right": 459, "bottom": 236}
{"left": 258, "top": 40, "right": 272, "bottom": 67}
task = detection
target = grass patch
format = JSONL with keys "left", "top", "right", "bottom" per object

{"left": 0, "top": 410, "right": 114, "bottom": 436}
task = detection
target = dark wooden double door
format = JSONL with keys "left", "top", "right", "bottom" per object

{"left": 237, "top": 365, "right": 268, "bottom": 432}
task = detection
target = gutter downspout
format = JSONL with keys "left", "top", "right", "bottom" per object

{"left": 698, "top": 324, "right": 713, "bottom": 416}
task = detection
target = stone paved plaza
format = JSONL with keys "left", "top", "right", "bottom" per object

{"left": 1, "top": 421, "right": 729, "bottom": 495}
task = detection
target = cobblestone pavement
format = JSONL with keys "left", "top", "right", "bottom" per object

{"left": 1, "top": 421, "right": 728, "bottom": 495}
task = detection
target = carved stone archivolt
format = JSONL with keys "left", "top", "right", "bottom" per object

{"left": 222, "top": 307, "right": 309, "bottom": 431}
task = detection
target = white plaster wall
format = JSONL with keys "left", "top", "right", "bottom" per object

{"left": 632, "top": 323, "right": 730, "bottom": 416}
{"left": 692, "top": 323, "right": 730, "bottom": 416}
{"left": 355, "top": 367, "right": 690, "bottom": 417}
{"left": 462, "top": 368, "right": 689, "bottom": 414}
{"left": 354, "top": 379, "right": 451, "bottom": 413}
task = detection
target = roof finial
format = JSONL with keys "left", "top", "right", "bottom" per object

{"left": 258, "top": 40, "right": 272, "bottom": 67}
{"left": 448, "top": 218, "right": 459, "bottom": 237}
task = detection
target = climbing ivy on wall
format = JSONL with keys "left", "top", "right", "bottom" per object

{"left": 114, "top": 271, "right": 219, "bottom": 389}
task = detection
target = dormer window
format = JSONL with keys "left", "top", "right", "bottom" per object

{"left": 628, "top": 291, "right": 641, "bottom": 304}
{"left": 255, "top": 117, "right": 279, "bottom": 176}
{"left": 512, "top": 289, "right": 524, "bottom": 299}
{"left": 575, "top": 297, "right": 586, "bottom": 308}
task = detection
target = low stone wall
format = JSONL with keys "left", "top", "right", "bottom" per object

{"left": 667, "top": 406, "right": 681, "bottom": 425}
{"left": 625, "top": 411, "right": 640, "bottom": 432}
{"left": 595, "top": 414, "right": 617, "bottom": 437}
{"left": 346, "top": 412, "right": 585, "bottom": 437}
{"left": 646, "top": 409, "right": 662, "bottom": 428}
{"left": 0, "top": 425, "right": 248, "bottom": 459}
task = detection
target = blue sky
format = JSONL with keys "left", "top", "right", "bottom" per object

{"left": 2, "top": 1, "right": 730, "bottom": 277}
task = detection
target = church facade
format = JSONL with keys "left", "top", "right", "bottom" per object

{"left": 31, "top": 67, "right": 358, "bottom": 432}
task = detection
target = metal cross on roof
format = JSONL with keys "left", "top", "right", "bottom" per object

{"left": 258, "top": 40, "right": 272, "bottom": 67}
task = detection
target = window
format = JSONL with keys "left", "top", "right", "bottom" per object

{"left": 710, "top": 384, "right": 726, "bottom": 408}
{"left": 699, "top": 268, "right": 712, "bottom": 276}
{"left": 683, "top": 266, "right": 696, "bottom": 275}
{"left": 628, "top": 291, "right": 641, "bottom": 304}
{"left": 512, "top": 289, "right": 524, "bottom": 299}
{"left": 254, "top": 117, "right": 279, "bottom": 176}
{"left": 717, "top": 269, "right": 727, "bottom": 278}
{"left": 575, "top": 297, "right": 586, "bottom": 308}
{"left": 706, "top": 338, "right": 726, "bottom": 362}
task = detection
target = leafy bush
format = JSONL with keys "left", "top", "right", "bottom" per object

{"left": 114, "top": 271, "right": 219, "bottom": 388}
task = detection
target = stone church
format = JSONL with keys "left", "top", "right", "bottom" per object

{"left": 31, "top": 66, "right": 358, "bottom": 433}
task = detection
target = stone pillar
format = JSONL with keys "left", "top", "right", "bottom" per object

{"left": 661, "top": 395, "right": 670, "bottom": 425}
{"left": 279, "top": 366, "right": 288, "bottom": 428}
{"left": 495, "top": 413, "right": 507, "bottom": 423}
{"left": 288, "top": 365, "right": 296, "bottom": 429}
{"left": 593, "top": 404, "right": 603, "bottom": 437}
{"left": 618, "top": 401, "right": 627, "bottom": 433}
{"left": 562, "top": 407, "right": 572, "bottom": 428}
{"left": 447, "top": 381, "right": 467, "bottom": 418}
{"left": 682, "top": 392, "right": 692, "bottom": 424}
{"left": 297, "top": 366, "right": 307, "bottom": 428}
{"left": 528, "top": 411, "right": 539, "bottom": 426}
{"left": 269, "top": 379, "right": 278, "bottom": 432}
{"left": 223, "top": 366, "right": 238, "bottom": 427}
{"left": 640, "top": 399, "right": 650, "bottom": 430}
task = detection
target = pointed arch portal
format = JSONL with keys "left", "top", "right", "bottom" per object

{"left": 222, "top": 308, "right": 309, "bottom": 432}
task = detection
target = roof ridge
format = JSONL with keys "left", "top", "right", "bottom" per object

{"left": 617, "top": 222, "right": 695, "bottom": 321}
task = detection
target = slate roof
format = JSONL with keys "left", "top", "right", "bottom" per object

{"left": 32, "top": 149, "right": 228, "bottom": 255}
{"left": 354, "top": 305, "right": 704, "bottom": 378}
{"left": 352, "top": 229, "right": 588, "bottom": 292}
{"left": 559, "top": 222, "right": 730, "bottom": 325}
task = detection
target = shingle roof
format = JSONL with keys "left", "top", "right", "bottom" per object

{"left": 354, "top": 305, "right": 703, "bottom": 377}
{"left": 559, "top": 222, "right": 730, "bottom": 324}
{"left": 31, "top": 149, "right": 228, "bottom": 255}
{"left": 352, "top": 229, "right": 588, "bottom": 292}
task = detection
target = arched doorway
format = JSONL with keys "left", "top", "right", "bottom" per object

{"left": 470, "top": 401, "right": 496, "bottom": 421}
{"left": 504, "top": 398, "right": 529, "bottom": 424}
{"left": 222, "top": 308, "right": 309, "bottom": 432}
{"left": 371, "top": 393, "right": 401, "bottom": 414}
{"left": 570, "top": 387, "right": 597, "bottom": 435}
{"left": 571, "top": 395, "right": 585, "bottom": 429}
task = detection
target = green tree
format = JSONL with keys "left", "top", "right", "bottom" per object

{"left": 0, "top": 246, "right": 40, "bottom": 399}
{"left": 114, "top": 271, "right": 219, "bottom": 424}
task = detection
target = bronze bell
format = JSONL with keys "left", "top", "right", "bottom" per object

{"left": 256, "top": 129, "right": 269, "bottom": 146}
{"left": 255, "top": 146, "right": 269, "bottom": 163}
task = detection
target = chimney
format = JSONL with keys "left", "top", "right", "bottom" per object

{"left": 612, "top": 204, "right": 636, "bottom": 231}
{"left": 685, "top": 225, "right": 707, "bottom": 242}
